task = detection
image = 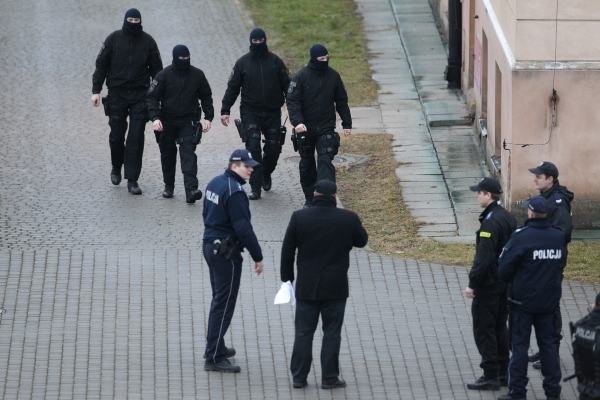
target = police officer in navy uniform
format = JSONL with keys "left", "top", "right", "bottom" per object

{"left": 286, "top": 44, "right": 352, "bottom": 206}
{"left": 220, "top": 28, "right": 290, "bottom": 200}
{"left": 571, "top": 292, "right": 600, "bottom": 400}
{"left": 464, "top": 178, "right": 516, "bottom": 391}
{"left": 528, "top": 161, "right": 574, "bottom": 369}
{"left": 147, "top": 45, "right": 214, "bottom": 203}
{"left": 202, "top": 149, "right": 264, "bottom": 373}
{"left": 91, "top": 8, "right": 163, "bottom": 195}
{"left": 497, "top": 196, "right": 567, "bottom": 400}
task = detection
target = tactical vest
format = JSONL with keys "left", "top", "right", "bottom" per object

{"left": 572, "top": 321, "right": 600, "bottom": 399}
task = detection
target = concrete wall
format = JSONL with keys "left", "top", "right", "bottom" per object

{"left": 461, "top": 0, "right": 600, "bottom": 227}
{"left": 429, "top": 0, "right": 450, "bottom": 41}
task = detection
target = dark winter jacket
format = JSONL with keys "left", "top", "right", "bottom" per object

{"left": 540, "top": 181, "right": 574, "bottom": 243}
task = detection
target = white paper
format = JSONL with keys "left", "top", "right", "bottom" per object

{"left": 274, "top": 281, "right": 296, "bottom": 305}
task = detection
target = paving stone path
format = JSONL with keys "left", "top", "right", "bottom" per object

{"left": 0, "top": 0, "right": 597, "bottom": 399}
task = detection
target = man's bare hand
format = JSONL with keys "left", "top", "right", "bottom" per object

{"left": 463, "top": 287, "right": 475, "bottom": 299}
{"left": 295, "top": 123, "right": 307, "bottom": 133}
{"left": 254, "top": 261, "right": 264, "bottom": 276}
{"left": 91, "top": 94, "right": 101, "bottom": 107}
{"left": 220, "top": 115, "right": 230, "bottom": 127}
{"left": 343, "top": 128, "right": 351, "bottom": 136}
{"left": 202, "top": 120, "right": 211, "bottom": 132}
{"left": 152, "top": 119, "right": 163, "bottom": 132}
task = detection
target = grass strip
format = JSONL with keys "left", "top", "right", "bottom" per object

{"left": 242, "top": 0, "right": 378, "bottom": 106}
{"left": 337, "top": 133, "right": 600, "bottom": 284}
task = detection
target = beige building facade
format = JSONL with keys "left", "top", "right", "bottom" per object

{"left": 459, "top": 0, "right": 600, "bottom": 227}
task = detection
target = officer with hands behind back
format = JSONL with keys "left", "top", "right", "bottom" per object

{"left": 286, "top": 44, "right": 352, "bottom": 206}
{"left": 147, "top": 44, "right": 213, "bottom": 203}
{"left": 497, "top": 196, "right": 567, "bottom": 400}
{"left": 220, "top": 28, "right": 290, "bottom": 200}
{"left": 202, "top": 149, "right": 264, "bottom": 373}
{"left": 91, "top": 8, "right": 163, "bottom": 195}
{"left": 464, "top": 177, "right": 516, "bottom": 391}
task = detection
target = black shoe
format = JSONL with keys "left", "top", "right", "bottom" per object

{"left": 204, "top": 358, "right": 241, "bottom": 373}
{"left": 532, "top": 360, "right": 541, "bottom": 370}
{"left": 127, "top": 180, "right": 142, "bottom": 195}
{"left": 262, "top": 175, "right": 272, "bottom": 191}
{"left": 186, "top": 189, "right": 202, "bottom": 204}
{"left": 162, "top": 186, "right": 174, "bottom": 198}
{"left": 248, "top": 191, "right": 261, "bottom": 200}
{"left": 497, "top": 395, "right": 525, "bottom": 400}
{"left": 528, "top": 352, "right": 540, "bottom": 362}
{"left": 110, "top": 167, "right": 121, "bottom": 185}
{"left": 467, "top": 376, "right": 500, "bottom": 391}
{"left": 203, "top": 346, "right": 236, "bottom": 359}
{"left": 321, "top": 378, "right": 346, "bottom": 389}
{"left": 293, "top": 380, "right": 307, "bottom": 389}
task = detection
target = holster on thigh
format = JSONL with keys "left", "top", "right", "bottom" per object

{"left": 264, "top": 128, "right": 283, "bottom": 154}
{"left": 316, "top": 132, "right": 340, "bottom": 158}
{"left": 245, "top": 124, "right": 261, "bottom": 152}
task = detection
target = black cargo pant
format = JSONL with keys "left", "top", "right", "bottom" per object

{"left": 472, "top": 290, "right": 509, "bottom": 379}
{"left": 203, "top": 241, "right": 242, "bottom": 363}
{"left": 155, "top": 121, "right": 201, "bottom": 194}
{"left": 106, "top": 88, "right": 147, "bottom": 181}
{"left": 241, "top": 110, "right": 283, "bottom": 194}
{"left": 297, "top": 129, "right": 340, "bottom": 202}
{"left": 291, "top": 299, "right": 346, "bottom": 383}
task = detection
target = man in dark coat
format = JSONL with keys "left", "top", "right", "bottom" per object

{"left": 280, "top": 180, "right": 368, "bottom": 389}
{"left": 497, "top": 196, "right": 567, "bottom": 400}
{"left": 286, "top": 44, "right": 352, "bottom": 205}
{"left": 220, "top": 28, "right": 290, "bottom": 200}
{"left": 147, "top": 45, "right": 214, "bottom": 203}
{"left": 464, "top": 177, "right": 516, "bottom": 391}
{"left": 91, "top": 8, "right": 163, "bottom": 195}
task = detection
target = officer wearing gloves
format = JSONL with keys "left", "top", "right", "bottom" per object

{"left": 286, "top": 44, "right": 352, "bottom": 206}
{"left": 497, "top": 196, "right": 567, "bottom": 400}
{"left": 91, "top": 8, "right": 163, "bottom": 195}
{"left": 220, "top": 28, "right": 290, "bottom": 200}
{"left": 464, "top": 177, "right": 516, "bottom": 391}
{"left": 202, "top": 149, "right": 264, "bottom": 373}
{"left": 570, "top": 292, "right": 600, "bottom": 400}
{"left": 147, "top": 45, "right": 214, "bottom": 203}
{"left": 280, "top": 180, "right": 368, "bottom": 389}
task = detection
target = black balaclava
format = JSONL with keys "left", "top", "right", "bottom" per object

{"left": 122, "top": 8, "right": 143, "bottom": 35}
{"left": 172, "top": 45, "right": 191, "bottom": 71}
{"left": 249, "top": 28, "right": 268, "bottom": 56}
{"left": 309, "top": 44, "right": 329, "bottom": 71}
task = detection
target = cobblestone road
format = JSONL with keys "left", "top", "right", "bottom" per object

{"left": 0, "top": 0, "right": 597, "bottom": 399}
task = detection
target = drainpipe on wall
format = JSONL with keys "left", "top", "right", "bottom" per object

{"left": 445, "top": 0, "right": 462, "bottom": 88}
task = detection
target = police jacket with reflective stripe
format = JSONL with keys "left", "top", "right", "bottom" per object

{"left": 92, "top": 29, "right": 163, "bottom": 94}
{"left": 498, "top": 218, "right": 567, "bottom": 313}
{"left": 286, "top": 64, "right": 352, "bottom": 132}
{"left": 147, "top": 65, "right": 214, "bottom": 122}
{"left": 469, "top": 202, "right": 517, "bottom": 291}
{"left": 202, "top": 170, "right": 263, "bottom": 262}
{"left": 221, "top": 51, "right": 290, "bottom": 115}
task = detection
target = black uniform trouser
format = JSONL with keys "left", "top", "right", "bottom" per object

{"left": 241, "top": 110, "right": 282, "bottom": 193}
{"left": 471, "top": 290, "right": 509, "bottom": 378}
{"left": 156, "top": 121, "right": 199, "bottom": 193}
{"left": 508, "top": 309, "right": 561, "bottom": 399}
{"left": 297, "top": 130, "right": 340, "bottom": 201}
{"left": 106, "top": 89, "right": 147, "bottom": 181}
{"left": 203, "top": 241, "right": 242, "bottom": 363}
{"left": 291, "top": 298, "right": 346, "bottom": 382}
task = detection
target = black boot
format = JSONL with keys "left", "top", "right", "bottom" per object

{"left": 186, "top": 189, "right": 202, "bottom": 204}
{"left": 466, "top": 375, "right": 500, "bottom": 391}
{"left": 204, "top": 359, "right": 241, "bottom": 373}
{"left": 110, "top": 166, "right": 121, "bottom": 185}
{"left": 162, "top": 186, "right": 174, "bottom": 198}
{"left": 262, "top": 174, "right": 272, "bottom": 191}
{"left": 127, "top": 180, "right": 142, "bottom": 195}
{"left": 248, "top": 191, "right": 261, "bottom": 200}
{"left": 321, "top": 378, "right": 346, "bottom": 389}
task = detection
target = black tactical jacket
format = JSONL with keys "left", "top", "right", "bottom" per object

{"left": 540, "top": 181, "right": 574, "bottom": 243}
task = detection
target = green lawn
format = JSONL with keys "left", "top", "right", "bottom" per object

{"left": 243, "top": 0, "right": 378, "bottom": 106}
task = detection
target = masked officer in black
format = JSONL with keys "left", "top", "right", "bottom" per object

{"left": 203, "top": 149, "right": 264, "bottom": 373}
{"left": 570, "top": 292, "right": 600, "bottom": 400}
{"left": 497, "top": 196, "right": 568, "bottom": 400}
{"left": 91, "top": 8, "right": 163, "bottom": 195}
{"left": 220, "top": 28, "right": 290, "bottom": 200}
{"left": 286, "top": 44, "right": 352, "bottom": 206}
{"left": 147, "top": 45, "right": 213, "bottom": 203}
{"left": 528, "top": 161, "right": 574, "bottom": 369}
{"left": 281, "top": 180, "right": 368, "bottom": 389}
{"left": 464, "top": 178, "right": 516, "bottom": 391}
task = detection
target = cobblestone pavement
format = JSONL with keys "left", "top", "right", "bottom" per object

{"left": 0, "top": 0, "right": 598, "bottom": 399}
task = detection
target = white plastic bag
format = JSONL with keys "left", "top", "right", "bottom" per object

{"left": 274, "top": 281, "right": 296, "bottom": 305}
